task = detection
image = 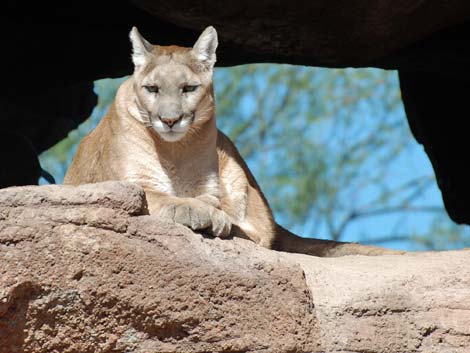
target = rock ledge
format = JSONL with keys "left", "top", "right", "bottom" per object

{"left": 1, "top": 182, "right": 469, "bottom": 352}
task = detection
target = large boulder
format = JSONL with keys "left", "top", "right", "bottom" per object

{"left": 1, "top": 182, "right": 469, "bottom": 352}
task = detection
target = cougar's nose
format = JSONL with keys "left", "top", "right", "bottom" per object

{"left": 159, "top": 115, "right": 183, "bottom": 128}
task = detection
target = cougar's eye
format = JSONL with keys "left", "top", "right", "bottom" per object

{"left": 182, "top": 85, "right": 199, "bottom": 93}
{"left": 144, "top": 85, "right": 159, "bottom": 93}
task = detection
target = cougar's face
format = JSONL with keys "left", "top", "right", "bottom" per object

{"left": 129, "top": 26, "right": 218, "bottom": 142}
{"left": 134, "top": 58, "right": 213, "bottom": 142}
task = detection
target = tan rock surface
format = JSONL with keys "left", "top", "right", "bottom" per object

{"left": 0, "top": 182, "right": 469, "bottom": 352}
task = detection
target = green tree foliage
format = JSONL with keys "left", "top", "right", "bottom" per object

{"left": 215, "top": 65, "right": 467, "bottom": 249}
{"left": 40, "top": 65, "right": 469, "bottom": 250}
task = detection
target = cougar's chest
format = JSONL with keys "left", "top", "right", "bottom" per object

{"left": 124, "top": 153, "right": 219, "bottom": 198}
{"left": 165, "top": 161, "right": 220, "bottom": 198}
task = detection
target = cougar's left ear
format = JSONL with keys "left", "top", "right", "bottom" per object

{"left": 192, "top": 26, "right": 218, "bottom": 70}
{"left": 129, "top": 27, "right": 153, "bottom": 68}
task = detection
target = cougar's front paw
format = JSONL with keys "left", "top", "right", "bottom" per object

{"left": 159, "top": 199, "right": 231, "bottom": 238}
{"left": 209, "top": 207, "right": 232, "bottom": 238}
{"left": 159, "top": 200, "right": 211, "bottom": 231}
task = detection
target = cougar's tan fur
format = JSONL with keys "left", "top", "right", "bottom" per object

{"left": 65, "top": 26, "right": 398, "bottom": 257}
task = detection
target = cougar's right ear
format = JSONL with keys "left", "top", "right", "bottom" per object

{"left": 129, "top": 27, "right": 153, "bottom": 68}
{"left": 192, "top": 26, "right": 218, "bottom": 70}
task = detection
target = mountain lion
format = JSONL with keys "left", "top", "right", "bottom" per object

{"left": 64, "top": 26, "right": 397, "bottom": 257}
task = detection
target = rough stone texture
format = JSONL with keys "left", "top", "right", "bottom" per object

{"left": 1, "top": 182, "right": 469, "bottom": 352}
{"left": 293, "top": 252, "right": 470, "bottom": 353}
{"left": 0, "top": 182, "right": 317, "bottom": 352}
